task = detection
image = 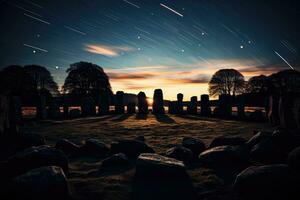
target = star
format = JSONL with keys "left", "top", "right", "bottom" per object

{"left": 240, "top": 45, "right": 244, "bottom": 49}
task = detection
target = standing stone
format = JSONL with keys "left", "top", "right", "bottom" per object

{"left": 236, "top": 94, "right": 245, "bottom": 119}
{"left": 294, "top": 97, "right": 300, "bottom": 133}
{"left": 152, "top": 89, "right": 165, "bottom": 114}
{"left": 168, "top": 101, "right": 175, "bottom": 114}
{"left": 98, "top": 89, "right": 110, "bottom": 115}
{"left": 12, "top": 96, "right": 22, "bottom": 123}
{"left": 49, "top": 99, "right": 60, "bottom": 119}
{"left": 200, "top": 94, "right": 211, "bottom": 117}
{"left": 218, "top": 94, "right": 232, "bottom": 118}
{"left": 278, "top": 93, "right": 298, "bottom": 130}
{"left": 36, "top": 95, "right": 47, "bottom": 120}
{"left": 81, "top": 96, "right": 96, "bottom": 117}
{"left": 63, "top": 104, "right": 69, "bottom": 118}
{"left": 268, "top": 95, "right": 280, "bottom": 125}
{"left": 127, "top": 102, "right": 136, "bottom": 114}
{"left": 137, "top": 92, "right": 148, "bottom": 114}
{"left": 187, "top": 96, "right": 197, "bottom": 114}
{"left": 176, "top": 93, "right": 184, "bottom": 114}
{"left": 115, "top": 91, "right": 125, "bottom": 114}
{"left": 0, "top": 95, "right": 17, "bottom": 135}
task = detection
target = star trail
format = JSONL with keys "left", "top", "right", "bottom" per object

{"left": 0, "top": 0, "right": 299, "bottom": 99}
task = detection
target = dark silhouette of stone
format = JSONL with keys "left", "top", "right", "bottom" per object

{"left": 279, "top": 93, "right": 299, "bottom": 130}
{"left": 209, "top": 136, "right": 247, "bottom": 148}
{"left": 69, "top": 109, "right": 81, "bottom": 118}
{"left": 234, "top": 164, "right": 300, "bottom": 200}
{"left": 152, "top": 89, "right": 165, "bottom": 114}
{"left": 0, "top": 95, "right": 12, "bottom": 135}
{"left": 294, "top": 97, "right": 300, "bottom": 133}
{"left": 81, "top": 96, "right": 96, "bottom": 117}
{"left": 137, "top": 92, "right": 148, "bottom": 114}
{"left": 176, "top": 93, "right": 184, "bottom": 114}
{"left": 63, "top": 104, "right": 69, "bottom": 118}
{"left": 48, "top": 99, "right": 60, "bottom": 119}
{"left": 115, "top": 91, "right": 125, "bottom": 114}
{"left": 200, "top": 94, "right": 211, "bottom": 117}
{"left": 168, "top": 101, "right": 175, "bottom": 114}
{"left": 166, "top": 145, "right": 193, "bottom": 164}
{"left": 17, "top": 133, "right": 46, "bottom": 150}
{"left": 12, "top": 166, "right": 69, "bottom": 200}
{"left": 127, "top": 102, "right": 136, "bottom": 114}
{"left": 268, "top": 95, "right": 280, "bottom": 125}
{"left": 288, "top": 146, "right": 300, "bottom": 172}
{"left": 187, "top": 96, "right": 197, "bottom": 114}
{"left": 249, "top": 110, "right": 265, "bottom": 122}
{"left": 218, "top": 94, "right": 232, "bottom": 118}
{"left": 101, "top": 153, "right": 129, "bottom": 168}
{"left": 182, "top": 137, "right": 206, "bottom": 157}
{"left": 12, "top": 96, "right": 22, "bottom": 123}
{"left": 246, "top": 131, "right": 272, "bottom": 147}
{"left": 111, "top": 139, "right": 154, "bottom": 158}
{"left": 36, "top": 95, "right": 47, "bottom": 119}
{"left": 55, "top": 139, "right": 80, "bottom": 157}
{"left": 98, "top": 89, "right": 110, "bottom": 115}
{"left": 236, "top": 95, "right": 245, "bottom": 119}
{"left": 3, "top": 145, "right": 68, "bottom": 178}
{"left": 81, "top": 139, "right": 110, "bottom": 157}
{"left": 135, "top": 153, "right": 186, "bottom": 179}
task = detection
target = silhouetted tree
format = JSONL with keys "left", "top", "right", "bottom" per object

{"left": 268, "top": 69, "right": 300, "bottom": 94}
{"left": 63, "top": 61, "right": 111, "bottom": 96}
{"left": 0, "top": 65, "right": 36, "bottom": 96}
{"left": 247, "top": 75, "right": 269, "bottom": 94}
{"left": 209, "top": 69, "right": 245, "bottom": 97}
{"left": 24, "top": 65, "right": 59, "bottom": 96}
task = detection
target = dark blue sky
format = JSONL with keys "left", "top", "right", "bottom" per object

{"left": 0, "top": 0, "right": 299, "bottom": 98}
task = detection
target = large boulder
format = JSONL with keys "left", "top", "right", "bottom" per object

{"left": 209, "top": 135, "right": 246, "bottom": 148}
{"left": 166, "top": 145, "right": 193, "bottom": 164}
{"left": 288, "top": 146, "right": 300, "bottom": 172}
{"left": 135, "top": 153, "right": 186, "bottom": 179}
{"left": 111, "top": 139, "right": 154, "bottom": 158}
{"left": 199, "top": 145, "right": 248, "bottom": 167}
{"left": 55, "top": 139, "right": 80, "bottom": 157}
{"left": 250, "top": 129, "right": 300, "bottom": 164}
{"left": 234, "top": 164, "right": 300, "bottom": 200}
{"left": 101, "top": 153, "right": 130, "bottom": 168}
{"left": 80, "top": 139, "right": 110, "bottom": 157}
{"left": 12, "top": 166, "right": 69, "bottom": 200}
{"left": 2, "top": 145, "right": 68, "bottom": 178}
{"left": 246, "top": 131, "right": 272, "bottom": 148}
{"left": 182, "top": 137, "right": 206, "bottom": 157}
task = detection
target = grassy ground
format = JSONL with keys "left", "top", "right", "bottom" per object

{"left": 21, "top": 114, "right": 273, "bottom": 200}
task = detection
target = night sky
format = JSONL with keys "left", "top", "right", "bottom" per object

{"left": 0, "top": 0, "right": 299, "bottom": 99}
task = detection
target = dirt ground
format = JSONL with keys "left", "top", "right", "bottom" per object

{"left": 21, "top": 114, "right": 273, "bottom": 200}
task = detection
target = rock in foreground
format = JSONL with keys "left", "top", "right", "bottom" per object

{"left": 182, "top": 137, "right": 206, "bottom": 157}
{"left": 135, "top": 153, "right": 186, "bottom": 179}
{"left": 234, "top": 164, "right": 300, "bottom": 200}
{"left": 166, "top": 145, "right": 193, "bottom": 164}
{"left": 111, "top": 139, "right": 154, "bottom": 157}
{"left": 12, "top": 166, "right": 69, "bottom": 200}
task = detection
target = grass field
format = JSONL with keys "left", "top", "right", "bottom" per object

{"left": 21, "top": 114, "right": 273, "bottom": 200}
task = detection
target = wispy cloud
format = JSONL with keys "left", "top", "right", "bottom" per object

{"left": 84, "top": 44, "right": 134, "bottom": 57}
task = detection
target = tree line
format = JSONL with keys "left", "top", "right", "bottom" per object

{"left": 0, "top": 61, "right": 299, "bottom": 101}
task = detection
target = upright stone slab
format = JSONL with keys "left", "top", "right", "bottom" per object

{"left": 187, "top": 96, "right": 197, "bottom": 114}
{"left": 115, "top": 91, "right": 125, "bottom": 114}
{"left": 176, "top": 93, "right": 184, "bottom": 114}
{"left": 138, "top": 92, "right": 148, "bottom": 114}
{"left": 12, "top": 96, "right": 22, "bottom": 123}
{"left": 218, "top": 94, "right": 232, "bottom": 118}
{"left": 0, "top": 95, "right": 18, "bottom": 135}
{"left": 268, "top": 95, "right": 280, "bottom": 125}
{"left": 152, "top": 89, "right": 165, "bottom": 114}
{"left": 279, "top": 93, "right": 299, "bottom": 130}
{"left": 49, "top": 99, "right": 60, "bottom": 119}
{"left": 63, "top": 104, "right": 69, "bottom": 118}
{"left": 127, "top": 102, "right": 136, "bottom": 114}
{"left": 81, "top": 96, "right": 96, "bottom": 117}
{"left": 236, "top": 95, "right": 245, "bottom": 119}
{"left": 98, "top": 89, "right": 110, "bottom": 115}
{"left": 36, "top": 95, "right": 47, "bottom": 120}
{"left": 168, "top": 101, "right": 175, "bottom": 114}
{"left": 294, "top": 97, "right": 300, "bottom": 133}
{"left": 200, "top": 94, "right": 211, "bottom": 117}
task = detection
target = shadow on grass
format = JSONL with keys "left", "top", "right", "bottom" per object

{"left": 154, "top": 114, "right": 176, "bottom": 124}
{"left": 112, "top": 114, "right": 134, "bottom": 122}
